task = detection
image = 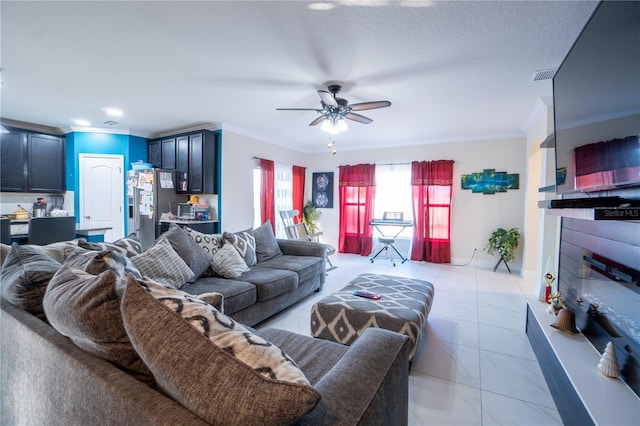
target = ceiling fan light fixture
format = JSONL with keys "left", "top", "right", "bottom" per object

{"left": 337, "top": 118, "right": 348, "bottom": 132}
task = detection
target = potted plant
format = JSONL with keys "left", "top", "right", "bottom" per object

{"left": 485, "top": 227, "right": 521, "bottom": 272}
{"left": 302, "top": 200, "right": 321, "bottom": 234}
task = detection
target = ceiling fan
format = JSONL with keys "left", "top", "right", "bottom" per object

{"left": 276, "top": 84, "right": 391, "bottom": 134}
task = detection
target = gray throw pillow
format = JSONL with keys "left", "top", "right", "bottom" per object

{"left": 253, "top": 221, "right": 282, "bottom": 263}
{"left": 131, "top": 238, "right": 193, "bottom": 288}
{"left": 210, "top": 243, "right": 250, "bottom": 279}
{"left": 161, "top": 224, "right": 212, "bottom": 282}
{"left": 44, "top": 266, "right": 153, "bottom": 385}
{"left": 64, "top": 247, "right": 142, "bottom": 281}
{"left": 223, "top": 228, "right": 257, "bottom": 267}
{"left": 0, "top": 243, "right": 61, "bottom": 319}
{"left": 121, "top": 278, "right": 320, "bottom": 424}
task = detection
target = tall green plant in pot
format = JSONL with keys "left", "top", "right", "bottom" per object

{"left": 485, "top": 227, "right": 521, "bottom": 272}
{"left": 302, "top": 200, "right": 321, "bottom": 234}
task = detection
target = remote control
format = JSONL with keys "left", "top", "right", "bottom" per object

{"left": 352, "top": 290, "right": 382, "bottom": 300}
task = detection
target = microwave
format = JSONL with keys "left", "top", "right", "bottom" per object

{"left": 177, "top": 203, "right": 195, "bottom": 220}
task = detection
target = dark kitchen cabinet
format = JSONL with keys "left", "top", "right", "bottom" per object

{"left": 176, "top": 136, "right": 189, "bottom": 193}
{"left": 0, "top": 130, "right": 65, "bottom": 193}
{"left": 161, "top": 138, "right": 176, "bottom": 169}
{"left": 147, "top": 140, "right": 161, "bottom": 168}
{"left": 188, "top": 131, "right": 218, "bottom": 194}
{"left": 27, "top": 134, "right": 65, "bottom": 193}
{"left": 189, "top": 133, "right": 204, "bottom": 193}
{"left": 0, "top": 132, "right": 27, "bottom": 192}
{"left": 148, "top": 130, "right": 218, "bottom": 194}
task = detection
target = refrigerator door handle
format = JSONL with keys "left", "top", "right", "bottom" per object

{"left": 133, "top": 188, "right": 140, "bottom": 234}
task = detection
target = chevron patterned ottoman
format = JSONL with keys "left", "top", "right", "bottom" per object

{"left": 310, "top": 273, "right": 435, "bottom": 360}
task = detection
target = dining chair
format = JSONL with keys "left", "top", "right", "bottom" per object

{"left": 28, "top": 216, "right": 77, "bottom": 245}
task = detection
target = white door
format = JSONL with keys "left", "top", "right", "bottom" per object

{"left": 79, "top": 154, "right": 124, "bottom": 242}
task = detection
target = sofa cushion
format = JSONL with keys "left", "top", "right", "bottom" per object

{"left": 78, "top": 234, "right": 143, "bottom": 258}
{"left": 210, "top": 243, "right": 250, "bottom": 279}
{"left": 121, "top": 278, "right": 321, "bottom": 425}
{"left": 43, "top": 264, "right": 153, "bottom": 385}
{"left": 0, "top": 243, "right": 61, "bottom": 320}
{"left": 256, "top": 327, "right": 350, "bottom": 385}
{"left": 253, "top": 221, "right": 282, "bottom": 263}
{"left": 180, "top": 276, "right": 256, "bottom": 315}
{"left": 161, "top": 224, "right": 211, "bottom": 282}
{"left": 183, "top": 226, "right": 225, "bottom": 258}
{"left": 258, "top": 254, "right": 323, "bottom": 284}
{"left": 223, "top": 228, "right": 257, "bottom": 267}
{"left": 241, "top": 267, "right": 299, "bottom": 302}
{"left": 131, "top": 238, "right": 193, "bottom": 288}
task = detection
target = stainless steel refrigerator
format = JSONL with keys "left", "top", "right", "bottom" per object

{"left": 127, "top": 169, "right": 186, "bottom": 250}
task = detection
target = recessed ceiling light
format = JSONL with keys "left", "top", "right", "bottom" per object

{"left": 308, "top": 2, "right": 336, "bottom": 11}
{"left": 103, "top": 107, "right": 124, "bottom": 117}
{"left": 73, "top": 119, "right": 91, "bottom": 126}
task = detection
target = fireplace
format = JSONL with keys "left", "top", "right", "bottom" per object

{"left": 558, "top": 208, "right": 640, "bottom": 397}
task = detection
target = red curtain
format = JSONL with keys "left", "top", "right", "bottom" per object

{"left": 338, "top": 164, "right": 376, "bottom": 256}
{"left": 292, "top": 165, "right": 306, "bottom": 222}
{"left": 411, "top": 160, "right": 454, "bottom": 263}
{"left": 260, "top": 159, "right": 275, "bottom": 231}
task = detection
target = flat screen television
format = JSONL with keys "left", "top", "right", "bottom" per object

{"left": 553, "top": 0, "right": 640, "bottom": 194}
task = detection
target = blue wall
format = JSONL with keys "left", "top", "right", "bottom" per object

{"left": 65, "top": 131, "right": 147, "bottom": 234}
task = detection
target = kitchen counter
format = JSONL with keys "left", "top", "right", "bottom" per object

{"left": 8, "top": 218, "right": 111, "bottom": 244}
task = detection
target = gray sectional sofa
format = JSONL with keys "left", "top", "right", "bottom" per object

{"left": 0, "top": 224, "right": 411, "bottom": 425}
{"left": 158, "top": 222, "right": 328, "bottom": 326}
{"left": 1, "top": 298, "right": 409, "bottom": 425}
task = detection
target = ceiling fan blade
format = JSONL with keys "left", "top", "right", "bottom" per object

{"left": 309, "top": 115, "right": 327, "bottom": 126}
{"left": 345, "top": 112, "right": 373, "bottom": 124}
{"left": 348, "top": 100, "right": 392, "bottom": 111}
{"left": 318, "top": 90, "right": 338, "bottom": 107}
{"left": 276, "top": 108, "right": 323, "bottom": 111}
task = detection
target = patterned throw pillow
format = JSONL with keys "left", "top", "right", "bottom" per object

{"left": 183, "top": 226, "right": 225, "bottom": 258}
{"left": 64, "top": 247, "right": 142, "bottom": 282}
{"left": 131, "top": 238, "right": 193, "bottom": 288}
{"left": 121, "top": 278, "right": 320, "bottom": 424}
{"left": 0, "top": 243, "right": 62, "bottom": 319}
{"left": 161, "top": 224, "right": 212, "bottom": 282}
{"left": 43, "top": 267, "right": 153, "bottom": 385}
{"left": 253, "top": 221, "right": 282, "bottom": 263}
{"left": 78, "top": 234, "right": 143, "bottom": 258}
{"left": 223, "top": 228, "right": 257, "bottom": 267}
{"left": 210, "top": 243, "right": 250, "bottom": 279}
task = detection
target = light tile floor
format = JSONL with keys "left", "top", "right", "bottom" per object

{"left": 256, "top": 253, "right": 562, "bottom": 425}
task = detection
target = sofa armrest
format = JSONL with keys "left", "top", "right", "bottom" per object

{"left": 1, "top": 299, "right": 208, "bottom": 426}
{"left": 277, "top": 239, "right": 326, "bottom": 258}
{"left": 300, "top": 328, "right": 410, "bottom": 425}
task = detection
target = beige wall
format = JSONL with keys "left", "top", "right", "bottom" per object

{"left": 220, "top": 129, "right": 528, "bottom": 271}
{"left": 219, "top": 130, "right": 307, "bottom": 232}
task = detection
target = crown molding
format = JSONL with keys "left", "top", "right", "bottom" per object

{"left": 150, "top": 122, "right": 221, "bottom": 138}
{"left": 0, "top": 118, "right": 64, "bottom": 135}
{"left": 521, "top": 96, "right": 553, "bottom": 134}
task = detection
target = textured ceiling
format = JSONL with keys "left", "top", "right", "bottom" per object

{"left": 0, "top": 1, "right": 599, "bottom": 152}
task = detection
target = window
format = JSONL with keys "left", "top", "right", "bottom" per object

{"left": 253, "top": 160, "right": 302, "bottom": 238}
{"left": 274, "top": 162, "right": 293, "bottom": 238}
{"left": 374, "top": 164, "right": 412, "bottom": 238}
